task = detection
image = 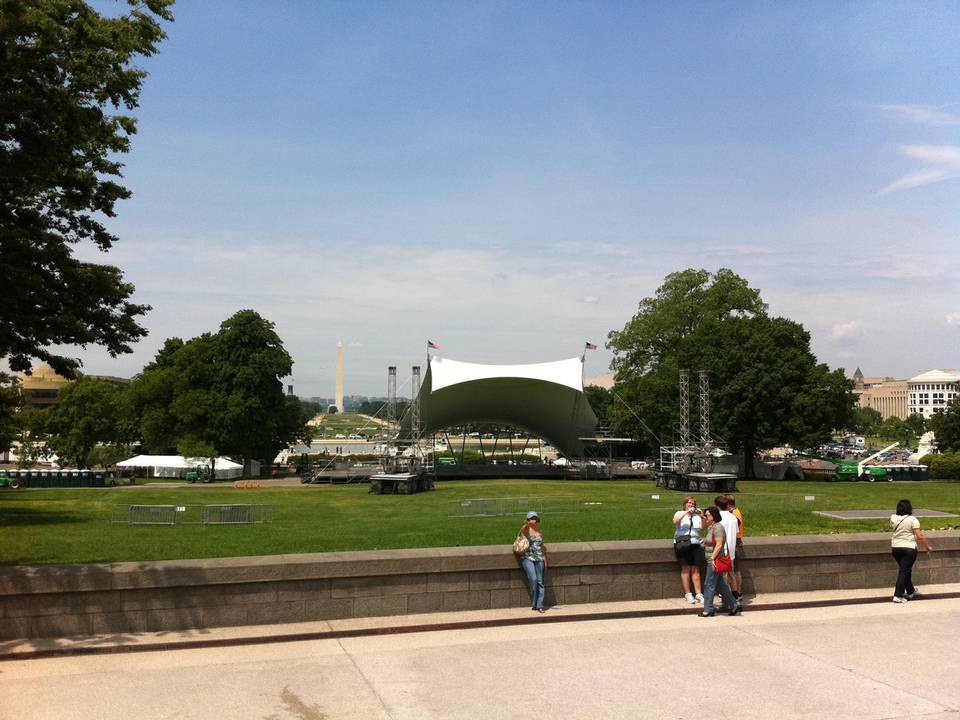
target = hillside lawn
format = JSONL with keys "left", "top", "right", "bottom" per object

{"left": 1, "top": 480, "right": 958, "bottom": 566}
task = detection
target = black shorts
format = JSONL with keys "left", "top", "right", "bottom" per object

{"left": 735, "top": 538, "right": 745, "bottom": 560}
{"left": 674, "top": 543, "right": 705, "bottom": 567}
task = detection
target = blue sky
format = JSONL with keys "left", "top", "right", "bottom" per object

{"left": 71, "top": 0, "right": 959, "bottom": 396}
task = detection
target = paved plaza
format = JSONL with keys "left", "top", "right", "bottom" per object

{"left": 2, "top": 588, "right": 958, "bottom": 720}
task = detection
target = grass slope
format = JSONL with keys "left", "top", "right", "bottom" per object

{"left": 1, "top": 480, "right": 958, "bottom": 566}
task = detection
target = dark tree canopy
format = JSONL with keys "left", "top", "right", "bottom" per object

{"left": 609, "top": 269, "right": 855, "bottom": 473}
{"left": 44, "top": 376, "right": 128, "bottom": 468}
{"left": 928, "top": 398, "right": 960, "bottom": 453}
{"left": 849, "top": 406, "right": 882, "bottom": 436}
{"left": 128, "top": 310, "right": 311, "bottom": 469}
{"left": 0, "top": 373, "right": 21, "bottom": 452}
{"left": 608, "top": 268, "right": 767, "bottom": 377}
{"left": 0, "top": 0, "right": 173, "bottom": 377}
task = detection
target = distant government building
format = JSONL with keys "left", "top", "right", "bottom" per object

{"left": 15, "top": 364, "right": 129, "bottom": 410}
{"left": 854, "top": 368, "right": 959, "bottom": 420}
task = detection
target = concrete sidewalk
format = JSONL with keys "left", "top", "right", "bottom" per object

{"left": 2, "top": 587, "right": 958, "bottom": 720}
{"left": 4, "top": 582, "right": 959, "bottom": 661}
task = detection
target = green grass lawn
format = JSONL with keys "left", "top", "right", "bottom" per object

{"left": 1, "top": 480, "right": 958, "bottom": 566}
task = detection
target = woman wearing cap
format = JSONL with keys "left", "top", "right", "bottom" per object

{"left": 672, "top": 496, "right": 704, "bottom": 605}
{"left": 519, "top": 511, "right": 548, "bottom": 612}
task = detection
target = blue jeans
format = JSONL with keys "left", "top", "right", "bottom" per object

{"left": 521, "top": 557, "right": 545, "bottom": 609}
{"left": 703, "top": 560, "right": 737, "bottom": 613}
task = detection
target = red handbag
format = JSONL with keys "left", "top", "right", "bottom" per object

{"left": 713, "top": 554, "right": 733, "bottom": 573}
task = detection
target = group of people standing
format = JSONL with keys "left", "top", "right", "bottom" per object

{"left": 672, "top": 494, "right": 743, "bottom": 617}
{"left": 514, "top": 493, "right": 935, "bottom": 614}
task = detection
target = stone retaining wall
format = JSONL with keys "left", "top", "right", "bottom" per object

{"left": 1, "top": 531, "right": 957, "bottom": 640}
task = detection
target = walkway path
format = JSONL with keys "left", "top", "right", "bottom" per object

{"left": 3, "top": 586, "right": 958, "bottom": 719}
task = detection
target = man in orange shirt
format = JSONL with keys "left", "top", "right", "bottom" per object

{"left": 726, "top": 494, "right": 744, "bottom": 600}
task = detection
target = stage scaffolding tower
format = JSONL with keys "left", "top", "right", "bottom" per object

{"left": 411, "top": 365, "right": 422, "bottom": 445}
{"left": 678, "top": 369, "right": 691, "bottom": 448}
{"left": 387, "top": 366, "right": 397, "bottom": 426}
{"left": 698, "top": 370, "right": 710, "bottom": 447}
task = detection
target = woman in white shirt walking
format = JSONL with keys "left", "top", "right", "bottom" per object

{"left": 890, "top": 499, "right": 933, "bottom": 603}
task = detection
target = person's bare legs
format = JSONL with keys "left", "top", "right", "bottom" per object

{"left": 691, "top": 566, "right": 702, "bottom": 595}
{"left": 680, "top": 566, "right": 692, "bottom": 595}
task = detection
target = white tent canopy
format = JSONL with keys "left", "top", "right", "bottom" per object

{"left": 116, "top": 455, "right": 243, "bottom": 479}
{"left": 400, "top": 355, "right": 598, "bottom": 457}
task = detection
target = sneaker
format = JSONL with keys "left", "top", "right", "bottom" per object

{"left": 906, "top": 589, "right": 921, "bottom": 600}
{"left": 892, "top": 596, "right": 908, "bottom": 604}
{"left": 732, "top": 591, "right": 742, "bottom": 600}
{"left": 694, "top": 593, "right": 704, "bottom": 604}
{"left": 684, "top": 592, "right": 696, "bottom": 604}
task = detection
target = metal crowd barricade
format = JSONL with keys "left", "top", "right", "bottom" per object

{"left": 449, "top": 497, "right": 580, "bottom": 518}
{"left": 114, "top": 504, "right": 269, "bottom": 526}
{"left": 202, "top": 504, "right": 270, "bottom": 525}
{"left": 126, "top": 504, "right": 179, "bottom": 525}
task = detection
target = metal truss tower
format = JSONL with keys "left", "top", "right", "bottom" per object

{"left": 387, "top": 366, "right": 397, "bottom": 425}
{"left": 698, "top": 370, "right": 710, "bottom": 447}
{"left": 411, "top": 365, "right": 422, "bottom": 442}
{"left": 678, "top": 369, "right": 691, "bottom": 448}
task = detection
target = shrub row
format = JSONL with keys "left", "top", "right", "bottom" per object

{"left": 919, "top": 453, "right": 960, "bottom": 480}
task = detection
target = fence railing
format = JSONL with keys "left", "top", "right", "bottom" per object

{"left": 113, "top": 504, "right": 271, "bottom": 526}
{"left": 449, "top": 497, "right": 581, "bottom": 518}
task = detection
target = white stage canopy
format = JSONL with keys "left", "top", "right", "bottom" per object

{"left": 116, "top": 455, "right": 243, "bottom": 479}
{"left": 401, "top": 355, "right": 598, "bottom": 457}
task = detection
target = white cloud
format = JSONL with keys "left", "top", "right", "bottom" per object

{"left": 879, "top": 144, "right": 960, "bottom": 194}
{"left": 878, "top": 103, "right": 960, "bottom": 126}
{"left": 946, "top": 312, "right": 960, "bottom": 327}
{"left": 579, "top": 295, "right": 600, "bottom": 304}
{"left": 831, "top": 321, "right": 864, "bottom": 339}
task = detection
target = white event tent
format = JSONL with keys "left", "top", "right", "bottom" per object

{"left": 399, "top": 355, "right": 599, "bottom": 457}
{"left": 116, "top": 455, "right": 243, "bottom": 479}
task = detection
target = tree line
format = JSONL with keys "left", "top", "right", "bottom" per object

{"left": 590, "top": 268, "right": 960, "bottom": 472}
{"left": 4, "top": 310, "right": 311, "bottom": 471}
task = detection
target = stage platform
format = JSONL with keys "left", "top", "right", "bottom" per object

{"left": 656, "top": 471, "right": 738, "bottom": 493}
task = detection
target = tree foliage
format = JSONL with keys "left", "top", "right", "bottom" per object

{"left": 608, "top": 269, "right": 855, "bottom": 473}
{"left": 849, "top": 406, "right": 882, "bottom": 436}
{"left": 0, "top": 0, "right": 173, "bottom": 377}
{"left": 128, "top": 310, "right": 311, "bottom": 470}
{"left": 928, "top": 397, "right": 960, "bottom": 453}
{"left": 0, "top": 373, "right": 21, "bottom": 452}
{"left": 44, "top": 376, "right": 127, "bottom": 468}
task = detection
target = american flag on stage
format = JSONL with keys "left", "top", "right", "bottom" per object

{"left": 427, "top": 340, "right": 440, "bottom": 349}
{"left": 584, "top": 341, "right": 598, "bottom": 350}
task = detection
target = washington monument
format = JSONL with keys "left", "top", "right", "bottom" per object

{"left": 335, "top": 340, "right": 344, "bottom": 413}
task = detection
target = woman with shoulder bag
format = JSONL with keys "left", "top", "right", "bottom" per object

{"left": 672, "top": 496, "right": 704, "bottom": 605}
{"left": 890, "top": 499, "right": 933, "bottom": 603}
{"left": 516, "top": 510, "right": 548, "bottom": 612}
{"left": 699, "top": 506, "right": 741, "bottom": 618}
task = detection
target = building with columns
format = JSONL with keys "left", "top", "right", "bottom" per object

{"left": 852, "top": 368, "right": 908, "bottom": 420}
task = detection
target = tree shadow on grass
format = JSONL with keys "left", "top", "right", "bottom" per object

{"left": 0, "top": 507, "right": 85, "bottom": 526}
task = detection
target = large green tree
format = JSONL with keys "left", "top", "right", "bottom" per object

{"left": 608, "top": 269, "right": 855, "bottom": 475}
{"left": 129, "top": 311, "right": 311, "bottom": 472}
{"left": 699, "top": 315, "right": 855, "bottom": 472}
{"left": 0, "top": 0, "right": 173, "bottom": 377}
{"left": 44, "top": 376, "right": 128, "bottom": 468}
{"left": 928, "top": 398, "right": 960, "bottom": 453}
{"left": 607, "top": 268, "right": 767, "bottom": 452}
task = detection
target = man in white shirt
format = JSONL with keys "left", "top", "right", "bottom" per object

{"left": 714, "top": 496, "right": 739, "bottom": 601}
